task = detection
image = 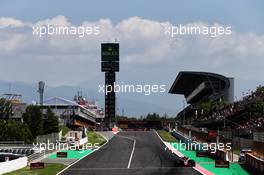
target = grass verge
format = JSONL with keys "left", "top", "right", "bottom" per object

{"left": 4, "top": 163, "right": 66, "bottom": 175}
{"left": 172, "top": 142, "right": 249, "bottom": 175}
{"left": 233, "top": 149, "right": 240, "bottom": 155}
{"left": 157, "top": 130, "right": 178, "bottom": 142}
{"left": 59, "top": 125, "right": 71, "bottom": 136}
{"left": 87, "top": 131, "right": 107, "bottom": 146}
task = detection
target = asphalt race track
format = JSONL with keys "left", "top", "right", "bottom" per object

{"left": 60, "top": 131, "right": 200, "bottom": 175}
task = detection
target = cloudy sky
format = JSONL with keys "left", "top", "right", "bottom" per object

{"left": 0, "top": 0, "right": 264, "bottom": 115}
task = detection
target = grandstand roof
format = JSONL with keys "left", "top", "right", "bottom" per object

{"left": 42, "top": 97, "right": 103, "bottom": 122}
{"left": 169, "top": 71, "right": 231, "bottom": 104}
{"left": 43, "top": 97, "right": 78, "bottom": 106}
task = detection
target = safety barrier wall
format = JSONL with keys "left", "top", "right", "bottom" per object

{"left": 178, "top": 127, "right": 209, "bottom": 142}
{"left": 36, "top": 131, "right": 62, "bottom": 143}
{"left": 253, "top": 132, "right": 264, "bottom": 143}
{"left": 172, "top": 130, "right": 192, "bottom": 144}
{"left": 79, "top": 137, "right": 88, "bottom": 146}
{"left": 233, "top": 136, "right": 253, "bottom": 149}
{"left": 0, "top": 156, "right": 27, "bottom": 174}
{"left": 171, "top": 131, "right": 204, "bottom": 151}
{"left": 246, "top": 153, "right": 264, "bottom": 172}
{"left": 172, "top": 130, "right": 229, "bottom": 161}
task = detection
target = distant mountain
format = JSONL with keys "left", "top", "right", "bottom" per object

{"left": 0, "top": 77, "right": 259, "bottom": 117}
{"left": 0, "top": 80, "right": 38, "bottom": 103}
{"left": 0, "top": 80, "right": 178, "bottom": 117}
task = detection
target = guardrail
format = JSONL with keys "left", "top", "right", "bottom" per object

{"left": 0, "top": 141, "right": 24, "bottom": 144}
{"left": 171, "top": 130, "right": 207, "bottom": 151}
{"left": 0, "top": 144, "right": 33, "bottom": 148}
{"left": 28, "top": 151, "right": 45, "bottom": 162}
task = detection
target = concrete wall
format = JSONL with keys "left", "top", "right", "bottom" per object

{"left": 172, "top": 131, "right": 191, "bottom": 144}
{"left": 0, "top": 156, "right": 27, "bottom": 174}
{"left": 36, "top": 131, "right": 62, "bottom": 143}
{"left": 171, "top": 131, "right": 204, "bottom": 151}
{"left": 219, "top": 131, "right": 232, "bottom": 140}
{"left": 253, "top": 132, "right": 264, "bottom": 143}
{"left": 223, "top": 77, "right": 234, "bottom": 103}
{"left": 233, "top": 136, "right": 253, "bottom": 149}
{"left": 79, "top": 137, "right": 88, "bottom": 146}
{"left": 65, "top": 131, "right": 83, "bottom": 139}
{"left": 172, "top": 130, "right": 231, "bottom": 161}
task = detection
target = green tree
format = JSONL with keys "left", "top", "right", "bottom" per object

{"left": 145, "top": 113, "right": 161, "bottom": 121}
{"left": 0, "top": 120, "right": 33, "bottom": 143}
{"left": 256, "top": 86, "right": 264, "bottom": 94}
{"left": 0, "top": 98, "right": 13, "bottom": 119}
{"left": 43, "top": 108, "right": 59, "bottom": 134}
{"left": 199, "top": 101, "right": 217, "bottom": 117}
{"left": 249, "top": 99, "right": 264, "bottom": 118}
{"left": 0, "top": 120, "right": 7, "bottom": 140}
{"left": 19, "top": 123, "right": 33, "bottom": 143}
{"left": 22, "top": 105, "right": 43, "bottom": 138}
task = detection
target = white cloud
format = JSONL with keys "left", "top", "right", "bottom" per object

{"left": 0, "top": 15, "right": 264, "bottom": 86}
{"left": 0, "top": 17, "right": 24, "bottom": 28}
{"left": 35, "top": 15, "right": 70, "bottom": 26}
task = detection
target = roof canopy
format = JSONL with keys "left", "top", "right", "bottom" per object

{"left": 169, "top": 71, "right": 230, "bottom": 104}
{"left": 43, "top": 97, "right": 78, "bottom": 106}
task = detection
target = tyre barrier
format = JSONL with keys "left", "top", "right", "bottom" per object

{"left": 0, "top": 148, "right": 34, "bottom": 156}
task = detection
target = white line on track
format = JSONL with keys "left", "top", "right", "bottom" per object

{"left": 154, "top": 130, "right": 212, "bottom": 175}
{"left": 56, "top": 132, "right": 109, "bottom": 175}
{"left": 65, "top": 166, "right": 183, "bottom": 170}
{"left": 115, "top": 134, "right": 136, "bottom": 169}
{"left": 127, "top": 139, "right": 136, "bottom": 169}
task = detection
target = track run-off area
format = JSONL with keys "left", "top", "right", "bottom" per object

{"left": 59, "top": 131, "right": 200, "bottom": 175}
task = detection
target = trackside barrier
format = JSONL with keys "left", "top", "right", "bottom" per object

{"left": 172, "top": 131, "right": 191, "bottom": 144}
{"left": 159, "top": 132, "right": 214, "bottom": 175}
{"left": 28, "top": 149, "right": 54, "bottom": 162}
{"left": 0, "top": 156, "right": 27, "bottom": 174}
{"left": 171, "top": 131, "right": 204, "bottom": 151}
{"left": 172, "top": 131, "right": 229, "bottom": 161}
{"left": 246, "top": 153, "right": 264, "bottom": 173}
{"left": 79, "top": 137, "right": 88, "bottom": 146}
{"left": 215, "top": 149, "right": 225, "bottom": 160}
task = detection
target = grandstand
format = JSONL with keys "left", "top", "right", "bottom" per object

{"left": 0, "top": 94, "right": 26, "bottom": 121}
{"left": 170, "top": 71, "right": 264, "bottom": 173}
{"left": 169, "top": 71, "right": 234, "bottom": 125}
{"left": 169, "top": 71, "right": 234, "bottom": 104}
{"left": 40, "top": 96, "right": 104, "bottom": 128}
